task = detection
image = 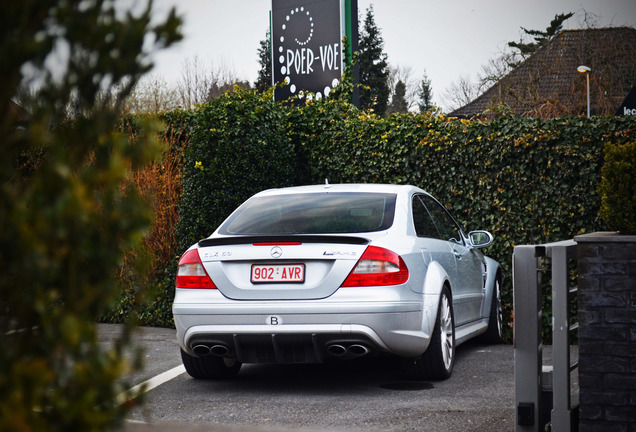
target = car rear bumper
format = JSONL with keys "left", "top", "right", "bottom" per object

{"left": 173, "top": 289, "right": 434, "bottom": 361}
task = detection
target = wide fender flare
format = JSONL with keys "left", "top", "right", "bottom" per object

{"left": 481, "top": 256, "right": 501, "bottom": 317}
{"left": 421, "top": 260, "right": 451, "bottom": 336}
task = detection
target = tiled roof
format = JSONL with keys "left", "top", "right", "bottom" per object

{"left": 450, "top": 27, "right": 636, "bottom": 118}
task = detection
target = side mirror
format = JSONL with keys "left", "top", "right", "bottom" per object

{"left": 468, "top": 230, "right": 494, "bottom": 248}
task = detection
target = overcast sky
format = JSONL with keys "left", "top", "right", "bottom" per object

{"left": 147, "top": 0, "right": 636, "bottom": 110}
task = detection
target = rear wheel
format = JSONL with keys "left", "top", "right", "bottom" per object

{"left": 480, "top": 277, "right": 503, "bottom": 344}
{"left": 181, "top": 348, "right": 241, "bottom": 379}
{"left": 402, "top": 286, "right": 455, "bottom": 380}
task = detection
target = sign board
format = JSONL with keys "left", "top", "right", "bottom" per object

{"left": 271, "top": 0, "right": 355, "bottom": 103}
{"left": 616, "top": 86, "right": 636, "bottom": 116}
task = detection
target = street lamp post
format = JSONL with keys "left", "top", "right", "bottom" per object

{"left": 577, "top": 65, "right": 591, "bottom": 118}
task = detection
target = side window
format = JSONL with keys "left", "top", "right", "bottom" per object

{"left": 412, "top": 195, "right": 440, "bottom": 238}
{"left": 420, "top": 195, "right": 463, "bottom": 245}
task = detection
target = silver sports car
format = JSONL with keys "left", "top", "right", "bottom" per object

{"left": 173, "top": 184, "right": 502, "bottom": 380}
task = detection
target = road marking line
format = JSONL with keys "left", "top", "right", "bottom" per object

{"left": 117, "top": 364, "right": 186, "bottom": 405}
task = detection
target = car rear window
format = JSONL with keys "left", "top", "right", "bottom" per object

{"left": 219, "top": 192, "right": 396, "bottom": 235}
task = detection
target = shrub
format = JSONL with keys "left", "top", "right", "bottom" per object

{"left": 101, "top": 111, "right": 191, "bottom": 327}
{"left": 598, "top": 141, "right": 636, "bottom": 234}
{"left": 0, "top": 1, "right": 181, "bottom": 430}
{"left": 176, "top": 87, "right": 296, "bottom": 251}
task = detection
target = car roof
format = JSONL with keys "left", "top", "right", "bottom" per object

{"left": 253, "top": 184, "right": 426, "bottom": 197}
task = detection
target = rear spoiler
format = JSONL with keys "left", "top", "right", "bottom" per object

{"left": 198, "top": 235, "right": 370, "bottom": 247}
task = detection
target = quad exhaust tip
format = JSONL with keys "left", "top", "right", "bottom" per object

{"left": 195, "top": 342, "right": 370, "bottom": 359}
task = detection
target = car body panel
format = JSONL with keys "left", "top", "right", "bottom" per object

{"left": 450, "top": 242, "right": 486, "bottom": 325}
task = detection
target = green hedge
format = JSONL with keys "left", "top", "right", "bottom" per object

{"left": 599, "top": 141, "right": 636, "bottom": 234}
{"left": 110, "top": 89, "right": 636, "bottom": 341}
{"left": 177, "top": 88, "right": 296, "bottom": 250}
{"left": 291, "top": 104, "right": 636, "bottom": 340}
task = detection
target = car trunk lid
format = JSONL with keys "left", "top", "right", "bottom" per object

{"left": 197, "top": 235, "right": 370, "bottom": 300}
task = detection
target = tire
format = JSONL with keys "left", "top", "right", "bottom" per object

{"left": 480, "top": 277, "right": 503, "bottom": 344}
{"left": 402, "top": 286, "right": 455, "bottom": 380}
{"left": 180, "top": 348, "right": 241, "bottom": 380}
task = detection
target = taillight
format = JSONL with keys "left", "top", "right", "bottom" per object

{"left": 176, "top": 249, "right": 217, "bottom": 289}
{"left": 340, "top": 246, "right": 409, "bottom": 287}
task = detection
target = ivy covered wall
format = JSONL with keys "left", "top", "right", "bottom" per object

{"left": 115, "top": 88, "right": 636, "bottom": 340}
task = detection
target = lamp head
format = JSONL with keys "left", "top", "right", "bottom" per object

{"left": 577, "top": 65, "right": 591, "bottom": 73}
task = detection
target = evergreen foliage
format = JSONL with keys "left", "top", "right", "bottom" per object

{"left": 358, "top": 5, "right": 390, "bottom": 115}
{"left": 176, "top": 87, "right": 296, "bottom": 253}
{"left": 254, "top": 29, "right": 272, "bottom": 92}
{"left": 0, "top": 1, "right": 181, "bottom": 429}
{"left": 599, "top": 141, "right": 636, "bottom": 234}
{"left": 388, "top": 80, "right": 409, "bottom": 114}
{"left": 418, "top": 72, "right": 435, "bottom": 112}
{"left": 508, "top": 12, "right": 574, "bottom": 66}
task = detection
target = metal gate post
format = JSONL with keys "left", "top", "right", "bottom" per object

{"left": 546, "top": 240, "right": 577, "bottom": 431}
{"left": 514, "top": 245, "right": 543, "bottom": 431}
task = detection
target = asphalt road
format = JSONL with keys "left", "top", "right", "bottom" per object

{"left": 99, "top": 324, "right": 515, "bottom": 432}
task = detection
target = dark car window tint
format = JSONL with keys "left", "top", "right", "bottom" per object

{"left": 219, "top": 193, "right": 397, "bottom": 235}
{"left": 412, "top": 195, "right": 440, "bottom": 239}
{"left": 420, "top": 195, "right": 463, "bottom": 244}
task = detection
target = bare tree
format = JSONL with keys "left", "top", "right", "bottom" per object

{"left": 123, "top": 57, "right": 252, "bottom": 112}
{"left": 177, "top": 56, "right": 215, "bottom": 108}
{"left": 577, "top": 9, "right": 601, "bottom": 29}
{"left": 441, "top": 74, "right": 480, "bottom": 112}
{"left": 124, "top": 74, "right": 180, "bottom": 113}
{"left": 207, "top": 60, "right": 251, "bottom": 98}
{"left": 478, "top": 51, "right": 516, "bottom": 93}
{"left": 177, "top": 56, "right": 250, "bottom": 107}
{"left": 387, "top": 65, "right": 419, "bottom": 111}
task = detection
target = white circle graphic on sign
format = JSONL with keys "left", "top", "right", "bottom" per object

{"left": 277, "top": 7, "right": 315, "bottom": 97}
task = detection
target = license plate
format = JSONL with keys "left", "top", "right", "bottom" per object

{"left": 251, "top": 264, "right": 305, "bottom": 283}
